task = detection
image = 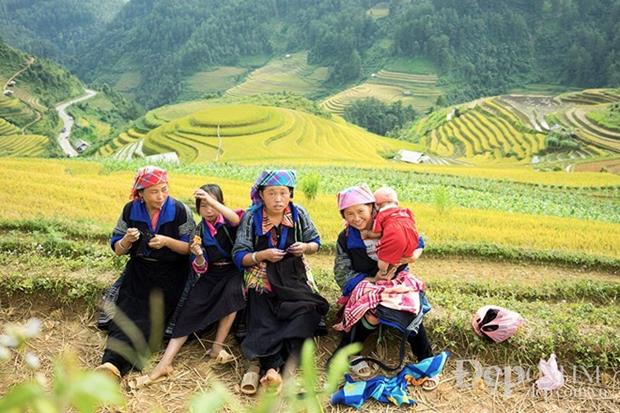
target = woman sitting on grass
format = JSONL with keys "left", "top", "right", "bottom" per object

{"left": 137, "top": 184, "right": 246, "bottom": 387}
{"left": 232, "top": 170, "right": 329, "bottom": 394}
{"left": 330, "top": 184, "right": 437, "bottom": 390}
{"left": 96, "top": 166, "right": 194, "bottom": 382}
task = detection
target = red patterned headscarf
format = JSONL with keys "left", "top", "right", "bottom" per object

{"left": 130, "top": 166, "right": 168, "bottom": 200}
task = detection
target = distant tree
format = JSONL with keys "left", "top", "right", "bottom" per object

{"left": 344, "top": 98, "right": 416, "bottom": 136}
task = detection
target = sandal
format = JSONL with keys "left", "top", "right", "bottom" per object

{"left": 260, "top": 368, "right": 283, "bottom": 395}
{"left": 240, "top": 364, "right": 260, "bottom": 395}
{"left": 422, "top": 376, "right": 440, "bottom": 391}
{"left": 95, "top": 362, "right": 121, "bottom": 383}
{"left": 127, "top": 373, "right": 170, "bottom": 390}
{"left": 349, "top": 357, "right": 372, "bottom": 379}
{"left": 206, "top": 348, "right": 236, "bottom": 365}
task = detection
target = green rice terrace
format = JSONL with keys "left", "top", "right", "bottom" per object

{"left": 409, "top": 88, "right": 620, "bottom": 172}
{"left": 225, "top": 52, "right": 330, "bottom": 98}
{"left": 321, "top": 69, "right": 441, "bottom": 115}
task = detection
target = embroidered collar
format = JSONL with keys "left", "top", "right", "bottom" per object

{"left": 203, "top": 214, "right": 225, "bottom": 237}
{"left": 262, "top": 204, "right": 294, "bottom": 234}
{"left": 129, "top": 196, "right": 175, "bottom": 233}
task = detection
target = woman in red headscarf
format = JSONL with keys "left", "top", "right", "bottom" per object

{"left": 95, "top": 166, "right": 195, "bottom": 382}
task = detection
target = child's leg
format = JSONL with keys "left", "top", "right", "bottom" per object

{"left": 150, "top": 336, "right": 188, "bottom": 380}
{"left": 212, "top": 312, "right": 237, "bottom": 354}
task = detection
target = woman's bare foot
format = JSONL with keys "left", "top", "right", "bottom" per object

{"left": 149, "top": 364, "right": 173, "bottom": 381}
{"left": 260, "top": 368, "right": 283, "bottom": 394}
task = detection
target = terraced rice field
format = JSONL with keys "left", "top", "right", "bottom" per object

{"left": 138, "top": 103, "right": 419, "bottom": 164}
{"left": 0, "top": 95, "right": 37, "bottom": 125}
{"left": 544, "top": 94, "right": 620, "bottom": 154}
{"left": 321, "top": 70, "right": 441, "bottom": 115}
{"left": 419, "top": 98, "right": 546, "bottom": 162}
{"left": 97, "top": 128, "right": 145, "bottom": 157}
{"left": 181, "top": 66, "right": 246, "bottom": 99}
{"left": 412, "top": 89, "right": 620, "bottom": 168}
{"left": 0, "top": 134, "right": 48, "bottom": 156}
{"left": 0, "top": 118, "right": 20, "bottom": 136}
{"left": 225, "top": 52, "right": 328, "bottom": 97}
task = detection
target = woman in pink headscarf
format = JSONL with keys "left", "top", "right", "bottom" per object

{"left": 329, "top": 184, "right": 437, "bottom": 389}
{"left": 95, "top": 166, "right": 195, "bottom": 382}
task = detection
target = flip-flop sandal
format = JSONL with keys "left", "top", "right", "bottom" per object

{"left": 422, "top": 376, "right": 440, "bottom": 391}
{"left": 260, "top": 369, "right": 283, "bottom": 395}
{"left": 94, "top": 362, "right": 121, "bottom": 383}
{"left": 215, "top": 349, "right": 236, "bottom": 364}
{"left": 127, "top": 373, "right": 169, "bottom": 390}
{"left": 349, "top": 357, "right": 372, "bottom": 379}
{"left": 240, "top": 364, "right": 260, "bottom": 395}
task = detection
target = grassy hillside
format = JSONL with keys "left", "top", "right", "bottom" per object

{"left": 225, "top": 52, "right": 330, "bottom": 99}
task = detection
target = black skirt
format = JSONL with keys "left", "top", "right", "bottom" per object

{"left": 171, "top": 263, "right": 245, "bottom": 338}
{"left": 241, "top": 256, "right": 329, "bottom": 359}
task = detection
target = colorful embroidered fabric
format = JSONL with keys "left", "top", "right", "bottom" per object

{"left": 333, "top": 270, "right": 425, "bottom": 332}
{"left": 337, "top": 184, "right": 375, "bottom": 211}
{"left": 130, "top": 165, "right": 168, "bottom": 200}
{"left": 331, "top": 351, "right": 450, "bottom": 409}
{"left": 250, "top": 169, "right": 297, "bottom": 206}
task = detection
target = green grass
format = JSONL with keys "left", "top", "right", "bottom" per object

{"left": 114, "top": 71, "right": 141, "bottom": 95}
{"left": 226, "top": 52, "right": 329, "bottom": 98}
{"left": 507, "top": 83, "right": 578, "bottom": 96}
{"left": 586, "top": 103, "right": 620, "bottom": 132}
{"left": 366, "top": 2, "right": 390, "bottom": 18}
{"left": 180, "top": 66, "right": 246, "bottom": 100}
{"left": 384, "top": 57, "right": 438, "bottom": 75}
{"left": 237, "top": 54, "right": 271, "bottom": 68}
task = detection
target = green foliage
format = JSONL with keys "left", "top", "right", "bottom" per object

{"left": 344, "top": 97, "right": 416, "bottom": 136}
{"left": 539, "top": 131, "right": 582, "bottom": 154}
{"left": 586, "top": 102, "right": 620, "bottom": 132}
{"left": 300, "top": 173, "right": 321, "bottom": 201}
{"left": 432, "top": 186, "right": 453, "bottom": 214}
{"left": 391, "top": 0, "right": 620, "bottom": 104}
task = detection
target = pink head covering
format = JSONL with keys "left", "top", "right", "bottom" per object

{"left": 337, "top": 184, "right": 376, "bottom": 211}
{"left": 130, "top": 165, "right": 168, "bottom": 200}
{"left": 374, "top": 186, "right": 398, "bottom": 205}
{"left": 472, "top": 305, "right": 524, "bottom": 343}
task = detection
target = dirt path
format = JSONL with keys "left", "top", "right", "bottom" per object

{"left": 2, "top": 57, "right": 34, "bottom": 91}
{"left": 1, "top": 257, "right": 619, "bottom": 412}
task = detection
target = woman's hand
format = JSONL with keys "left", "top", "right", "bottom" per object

{"left": 194, "top": 188, "right": 216, "bottom": 205}
{"left": 148, "top": 234, "right": 169, "bottom": 249}
{"left": 286, "top": 242, "right": 307, "bottom": 257}
{"left": 189, "top": 241, "right": 203, "bottom": 256}
{"left": 260, "top": 248, "right": 286, "bottom": 263}
{"left": 123, "top": 228, "right": 140, "bottom": 244}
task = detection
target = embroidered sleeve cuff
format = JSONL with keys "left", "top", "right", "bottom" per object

{"left": 233, "top": 250, "right": 249, "bottom": 271}
{"left": 192, "top": 258, "right": 208, "bottom": 274}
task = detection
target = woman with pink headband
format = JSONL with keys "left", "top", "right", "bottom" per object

{"left": 95, "top": 166, "right": 195, "bottom": 382}
{"left": 329, "top": 184, "right": 437, "bottom": 390}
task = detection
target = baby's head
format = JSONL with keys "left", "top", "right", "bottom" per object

{"left": 373, "top": 186, "right": 398, "bottom": 209}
